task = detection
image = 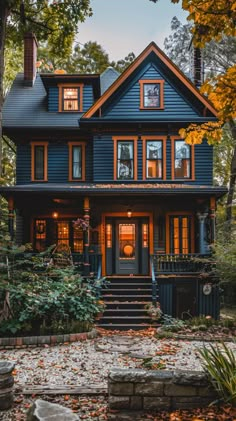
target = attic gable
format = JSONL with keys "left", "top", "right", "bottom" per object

{"left": 83, "top": 42, "right": 217, "bottom": 120}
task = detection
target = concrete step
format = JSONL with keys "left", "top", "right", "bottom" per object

{"left": 97, "top": 323, "right": 158, "bottom": 331}
{"left": 102, "top": 295, "right": 152, "bottom": 302}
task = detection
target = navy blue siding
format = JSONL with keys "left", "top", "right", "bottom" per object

{"left": 16, "top": 144, "right": 31, "bottom": 184}
{"left": 199, "top": 283, "right": 220, "bottom": 319}
{"left": 93, "top": 135, "right": 213, "bottom": 184}
{"left": 103, "top": 64, "right": 201, "bottom": 120}
{"left": 159, "top": 283, "right": 173, "bottom": 315}
{"left": 16, "top": 141, "right": 93, "bottom": 184}
{"left": 48, "top": 85, "right": 94, "bottom": 113}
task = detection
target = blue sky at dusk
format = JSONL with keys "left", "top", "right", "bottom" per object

{"left": 77, "top": 0, "right": 188, "bottom": 61}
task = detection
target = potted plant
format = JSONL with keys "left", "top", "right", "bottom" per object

{"left": 145, "top": 302, "right": 162, "bottom": 321}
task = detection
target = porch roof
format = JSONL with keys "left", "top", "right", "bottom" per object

{"left": 0, "top": 183, "right": 227, "bottom": 199}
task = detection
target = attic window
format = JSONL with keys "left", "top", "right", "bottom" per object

{"left": 139, "top": 79, "right": 164, "bottom": 110}
{"left": 58, "top": 84, "right": 83, "bottom": 112}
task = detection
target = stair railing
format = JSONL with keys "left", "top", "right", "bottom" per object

{"left": 150, "top": 255, "right": 157, "bottom": 305}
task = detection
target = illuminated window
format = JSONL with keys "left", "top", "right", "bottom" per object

{"left": 35, "top": 219, "right": 46, "bottom": 252}
{"left": 58, "top": 84, "right": 83, "bottom": 112}
{"left": 146, "top": 140, "right": 162, "bottom": 178}
{"left": 57, "top": 221, "right": 69, "bottom": 247}
{"left": 31, "top": 142, "right": 48, "bottom": 181}
{"left": 169, "top": 216, "right": 192, "bottom": 254}
{"left": 139, "top": 80, "right": 164, "bottom": 109}
{"left": 106, "top": 224, "right": 112, "bottom": 248}
{"left": 119, "top": 224, "right": 135, "bottom": 259}
{"left": 171, "top": 138, "right": 195, "bottom": 180}
{"left": 142, "top": 224, "right": 149, "bottom": 248}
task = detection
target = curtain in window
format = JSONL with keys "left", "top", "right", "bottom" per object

{"left": 72, "top": 146, "right": 81, "bottom": 179}
{"left": 117, "top": 142, "right": 134, "bottom": 179}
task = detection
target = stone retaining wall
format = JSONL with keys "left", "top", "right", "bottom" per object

{"left": 108, "top": 369, "right": 217, "bottom": 412}
{"left": 0, "top": 329, "right": 97, "bottom": 349}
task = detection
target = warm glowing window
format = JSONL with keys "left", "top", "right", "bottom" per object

{"left": 174, "top": 140, "right": 191, "bottom": 178}
{"left": 68, "top": 142, "right": 85, "bottom": 181}
{"left": 57, "top": 221, "right": 69, "bottom": 247}
{"left": 139, "top": 80, "right": 164, "bottom": 109}
{"left": 59, "top": 84, "right": 83, "bottom": 112}
{"left": 73, "top": 228, "right": 83, "bottom": 253}
{"left": 31, "top": 142, "right": 48, "bottom": 182}
{"left": 146, "top": 140, "right": 163, "bottom": 178}
{"left": 35, "top": 219, "right": 46, "bottom": 252}
{"left": 106, "top": 224, "right": 112, "bottom": 248}
{"left": 119, "top": 224, "right": 135, "bottom": 259}
{"left": 142, "top": 223, "right": 149, "bottom": 248}
{"left": 169, "top": 216, "right": 192, "bottom": 254}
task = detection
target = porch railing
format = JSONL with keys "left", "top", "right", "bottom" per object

{"left": 151, "top": 254, "right": 214, "bottom": 275}
{"left": 150, "top": 255, "right": 158, "bottom": 305}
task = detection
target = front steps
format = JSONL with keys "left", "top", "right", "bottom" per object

{"left": 97, "top": 276, "right": 157, "bottom": 330}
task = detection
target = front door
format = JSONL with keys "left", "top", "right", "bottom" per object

{"left": 115, "top": 220, "right": 139, "bottom": 275}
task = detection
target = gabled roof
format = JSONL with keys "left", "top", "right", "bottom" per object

{"left": 82, "top": 42, "right": 217, "bottom": 119}
{"left": 100, "top": 67, "right": 120, "bottom": 95}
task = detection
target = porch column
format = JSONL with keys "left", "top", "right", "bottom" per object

{"left": 210, "top": 197, "right": 216, "bottom": 243}
{"left": 8, "top": 197, "right": 14, "bottom": 241}
{"left": 197, "top": 212, "right": 208, "bottom": 254}
{"left": 83, "top": 197, "right": 90, "bottom": 277}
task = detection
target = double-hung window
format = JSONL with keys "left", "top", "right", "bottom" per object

{"left": 171, "top": 137, "right": 195, "bottom": 180}
{"left": 31, "top": 142, "right": 48, "bottom": 182}
{"left": 142, "top": 136, "right": 166, "bottom": 179}
{"left": 58, "top": 84, "right": 83, "bottom": 112}
{"left": 68, "top": 142, "right": 85, "bottom": 181}
{"left": 113, "top": 136, "right": 138, "bottom": 181}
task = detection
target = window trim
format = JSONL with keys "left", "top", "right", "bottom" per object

{"left": 171, "top": 136, "right": 195, "bottom": 180}
{"left": 113, "top": 136, "right": 138, "bottom": 181}
{"left": 142, "top": 136, "right": 167, "bottom": 180}
{"left": 139, "top": 79, "right": 164, "bottom": 110}
{"left": 58, "top": 83, "right": 84, "bottom": 112}
{"left": 166, "top": 211, "right": 195, "bottom": 254}
{"left": 68, "top": 142, "right": 86, "bottom": 182}
{"left": 31, "top": 142, "right": 48, "bottom": 182}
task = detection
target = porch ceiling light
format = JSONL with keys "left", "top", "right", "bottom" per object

{"left": 52, "top": 212, "right": 59, "bottom": 219}
{"left": 127, "top": 209, "right": 132, "bottom": 218}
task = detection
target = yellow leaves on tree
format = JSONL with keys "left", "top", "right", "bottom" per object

{"left": 169, "top": 0, "right": 236, "bottom": 46}
{"left": 180, "top": 64, "right": 236, "bottom": 145}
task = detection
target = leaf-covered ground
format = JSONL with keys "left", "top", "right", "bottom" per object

{"left": 1, "top": 328, "right": 236, "bottom": 420}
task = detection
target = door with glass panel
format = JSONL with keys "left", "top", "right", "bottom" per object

{"left": 169, "top": 215, "right": 192, "bottom": 254}
{"left": 115, "top": 220, "right": 139, "bottom": 274}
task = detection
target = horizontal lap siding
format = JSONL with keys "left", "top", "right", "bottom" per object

{"left": 48, "top": 144, "right": 68, "bottom": 182}
{"left": 194, "top": 142, "right": 213, "bottom": 184}
{"left": 103, "top": 65, "right": 200, "bottom": 120}
{"left": 17, "top": 145, "right": 31, "bottom": 184}
{"left": 93, "top": 135, "right": 113, "bottom": 181}
{"left": 16, "top": 141, "right": 92, "bottom": 184}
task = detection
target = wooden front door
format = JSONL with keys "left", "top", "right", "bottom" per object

{"left": 115, "top": 220, "right": 139, "bottom": 275}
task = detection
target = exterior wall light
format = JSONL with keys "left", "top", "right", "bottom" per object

{"left": 52, "top": 212, "right": 59, "bottom": 219}
{"left": 127, "top": 209, "right": 132, "bottom": 218}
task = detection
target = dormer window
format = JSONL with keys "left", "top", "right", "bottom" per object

{"left": 58, "top": 84, "right": 83, "bottom": 112}
{"left": 139, "top": 80, "right": 164, "bottom": 110}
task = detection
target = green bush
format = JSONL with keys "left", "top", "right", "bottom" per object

{"left": 199, "top": 342, "right": 236, "bottom": 405}
{"left": 0, "top": 245, "right": 106, "bottom": 336}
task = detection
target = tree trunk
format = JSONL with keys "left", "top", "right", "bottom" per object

{"left": 0, "top": 4, "right": 9, "bottom": 180}
{"left": 226, "top": 120, "right": 236, "bottom": 223}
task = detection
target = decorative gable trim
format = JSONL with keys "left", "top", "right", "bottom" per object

{"left": 83, "top": 42, "right": 217, "bottom": 119}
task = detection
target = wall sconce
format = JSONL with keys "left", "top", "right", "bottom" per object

{"left": 127, "top": 209, "right": 132, "bottom": 218}
{"left": 52, "top": 212, "right": 59, "bottom": 219}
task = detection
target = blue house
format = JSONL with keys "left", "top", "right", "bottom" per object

{"left": 1, "top": 33, "right": 227, "bottom": 329}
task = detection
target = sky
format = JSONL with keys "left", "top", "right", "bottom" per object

{"left": 76, "top": 0, "right": 188, "bottom": 61}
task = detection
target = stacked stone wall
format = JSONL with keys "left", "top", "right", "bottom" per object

{"left": 108, "top": 369, "right": 217, "bottom": 412}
